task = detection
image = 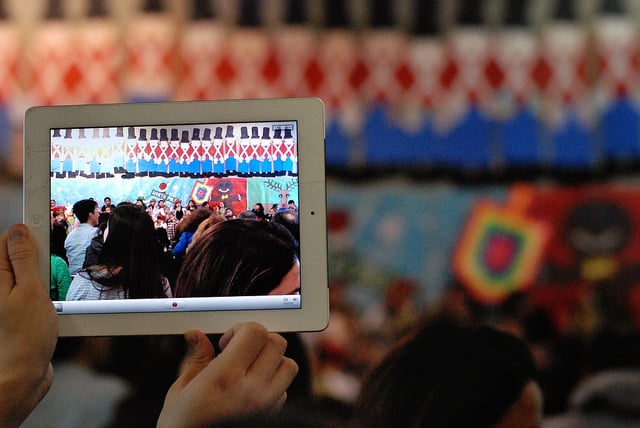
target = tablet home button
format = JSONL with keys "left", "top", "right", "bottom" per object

{"left": 163, "top": 300, "right": 186, "bottom": 309}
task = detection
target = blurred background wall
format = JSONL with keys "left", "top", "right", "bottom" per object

{"left": 4, "top": 0, "right": 640, "bottom": 416}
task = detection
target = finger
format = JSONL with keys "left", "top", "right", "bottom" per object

{"left": 217, "top": 321, "right": 245, "bottom": 350}
{"left": 7, "top": 224, "right": 42, "bottom": 291}
{"left": 18, "top": 363, "right": 54, "bottom": 426}
{"left": 267, "top": 392, "right": 288, "bottom": 416}
{"left": 217, "top": 323, "right": 270, "bottom": 372}
{"left": 247, "top": 358, "right": 297, "bottom": 415}
{"left": 246, "top": 332, "right": 288, "bottom": 380}
{"left": 264, "top": 357, "right": 299, "bottom": 402}
{"left": 35, "top": 363, "right": 55, "bottom": 402}
{"left": 175, "top": 330, "right": 215, "bottom": 387}
{"left": 0, "top": 229, "right": 13, "bottom": 295}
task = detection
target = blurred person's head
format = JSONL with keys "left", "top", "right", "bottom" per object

{"left": 354, "top": 320, "right": 542, "bottom": 428}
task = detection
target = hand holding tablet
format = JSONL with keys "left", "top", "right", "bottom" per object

{"left": 158, "top": 323, "right": 299, "bottom": 428}
{"left": 0, "top": 223, "right": 298, "bottom": 427}
{"left": 24, "top": 98, "right": 328, "bottom": 336}
{"left": 0, "top": 224, "right": 57, "bottom": 427}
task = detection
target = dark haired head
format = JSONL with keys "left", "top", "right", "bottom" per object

{"left": 87, "top": 203, "right": 165, "bottom": 298}
{"left": 73, "top": 199, "right": 98, "bottom": 223}
{"left": 354, "top": 320, "right": 540, "bottom": 428}
{"left": 238, "top": 210, "right": 258, "bottom": 220}
{"left": 176, "top": 207, "right": 212, "bottom": 235}
{"left": 271, "top": 211, "right": 299, "bottom": 249}
{"left": 97, "top": 212, "right": 111, "bottom": 233}
{"left": 175, "top": 219, "right": 298, "bottom": 297}
{"left": 252, "top": 203, "right": 266, "bottom": 219}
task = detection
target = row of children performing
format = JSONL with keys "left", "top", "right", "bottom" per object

{"left": 50, "top": 198, "right": 301, "bottom": 302}
{"left": 51, "top": 195, "right": 296, "bottom": 239}
{"left": 50, "top": 125, "right": 298, "bottom": 179}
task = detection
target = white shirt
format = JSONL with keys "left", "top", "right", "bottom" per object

{"left": 64, "top": 223, "right": 98, "bottom": 275}
{"left": 66, "top": 271, "right": 172, "bottom": 300}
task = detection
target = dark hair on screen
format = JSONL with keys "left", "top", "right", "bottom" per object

{"left": 85, "top": 203, "right": 166, "bottom": 298}
{"left": 237, "top": 210, "right": 258, "bottom": 220}
{"left": 50, "top": 221, "right": 68, "bottom": 263}
{"left": 97, "top": 212, "right": 111, "bottom": 233}
{"left": 72, "top": 198, "right": 98, "bottom": 223}
{"left": 353, "top": 319, "right": 539, "bottom": 428}
{"left": 271, "top": 211, "right": 300, "bottom": 246}
{"left": 175, "top": 219, "right": 297, "bottom": 297}
{"left": 176, "top": 206, "right": 212, "bottom": 236}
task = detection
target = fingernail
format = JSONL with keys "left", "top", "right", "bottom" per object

{"left": 9, "top": 225, "right": 26, "bottom": 242}
{"left": 185, "top": 330, "right": 200, "bottom": 347}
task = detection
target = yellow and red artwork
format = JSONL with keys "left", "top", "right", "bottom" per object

{"left": 453, "top": 186, "right": 551, "bottom": 305}
{"left": 190, "top": 177, "right": 247, "bottom": 214}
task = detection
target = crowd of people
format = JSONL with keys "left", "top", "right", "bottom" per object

{"left": 5, "top": 208, "right": 640, "bottom": 427}
{"left": 2, "top": 218, "right": 549, "bottom": 428}
{"left": 0, "top": 193, "right": 625, "bottom": 427}
{"left": 49, "top": 195, "right": 301, "bottom": 302}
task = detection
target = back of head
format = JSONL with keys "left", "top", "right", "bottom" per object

{"left": 190, "top": 215, "right": 226, "bottom": 247}
{"left": 97, "top": 212, "right": 111, "bottom": 233}
{"left": 354, "top": 319, "right": 539, "bottom": 428}
{"left": 586, "top": 328, "right": 640, "bottom": 375}
{"left": 175, "top": 219, "right": 297, "bottom": 297}
{"left": 73, "top": 199, "right": 98, "bottom": 224}
{"left": 238, "top": 210, "right": 258, "bottom": 220}
{"left": 177, "top": 207, "right": 212, "bottom": 234}
{"left": 272, "top": 211, "right": 300, "bottom": 244}
{"left": 94, "top": 203, "right": 164, "bottom": 298}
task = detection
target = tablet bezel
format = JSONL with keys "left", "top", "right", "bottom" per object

{"left": 24, "top": 98, "right": 328, "bottom": 336}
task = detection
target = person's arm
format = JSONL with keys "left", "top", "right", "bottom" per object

{"left": 52, "top": 256, "right": 72, "bottom": 301}
{"left": 157, "top": 322, "right": 298, "bottom": 428}
{"left": 0, "top": 224, "right": 58, "bottom": 428}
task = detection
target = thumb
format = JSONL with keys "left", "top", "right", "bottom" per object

{"left": 7, "top": 224, "right": 42, "bottom": 289}
{"left": 176, "top": 330, "right": 215, "bottom": 387}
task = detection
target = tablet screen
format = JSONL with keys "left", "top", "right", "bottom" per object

{"left": 51, "top": 120, "right": 302, "bottom": 314}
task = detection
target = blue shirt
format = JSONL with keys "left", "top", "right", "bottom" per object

{"left": 172, "top": 231, "right": 194, "bottom": 256}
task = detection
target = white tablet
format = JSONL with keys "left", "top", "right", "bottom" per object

{"left": 24, "top": 98, "right": 328, "bottom": 336}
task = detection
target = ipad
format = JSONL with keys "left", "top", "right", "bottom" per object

{"left": 24, "top": 98, "right": 329, "bottom": 336}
